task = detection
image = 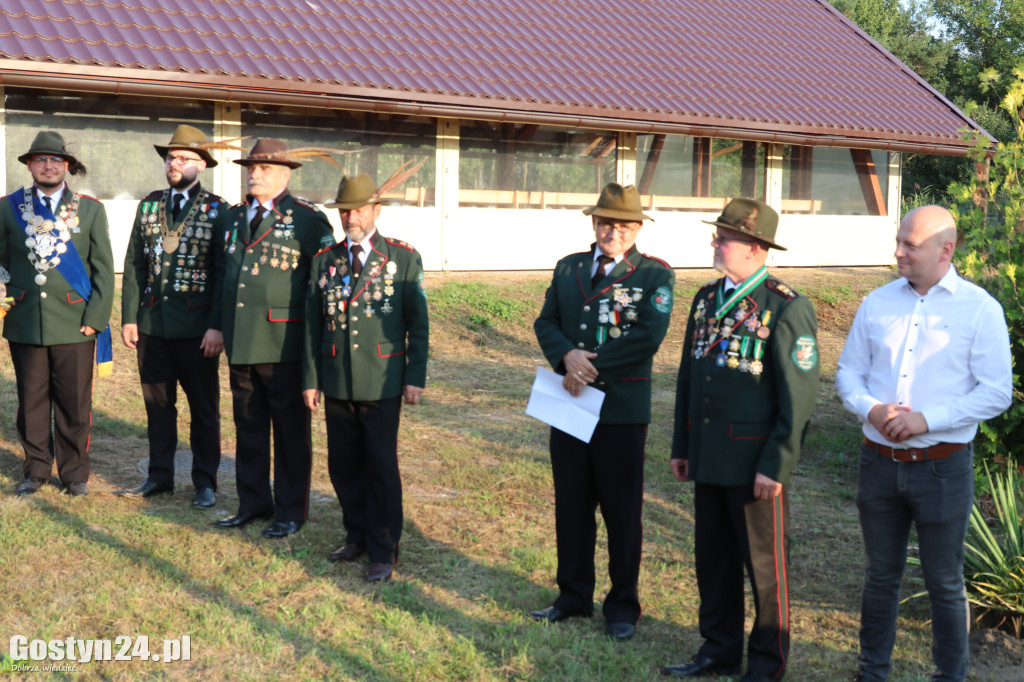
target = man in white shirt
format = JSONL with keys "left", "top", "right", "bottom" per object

{"left": 836, "top": 205, "right": 1012, "bottom": 682}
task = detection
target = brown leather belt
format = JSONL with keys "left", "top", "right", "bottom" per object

{"left": 863, "top": 437, "right": 968, "bottom": 462}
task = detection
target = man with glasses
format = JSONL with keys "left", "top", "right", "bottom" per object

{"left": 663, "top": 199, "right": 819, "bottom": 681}
{"left": 118, "top": 125, "right": 227, "bottom": 509}
{"left": 532, "top": 183, "right": 674, "bottom": 641}
{"left": 0, "top": 130, "right": 114, "bottom": 497}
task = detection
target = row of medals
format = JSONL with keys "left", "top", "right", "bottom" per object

{"left": 692, "top": 298, "right": 771, "bottom": 375}
{"left": 596, "top": 286, "right": 643, "bottom": 341}
{"left": 143, "top": 221, "right": 215, "bottom": 294}
{"left": 320, "top": 258, "right": 400, "bottom": 332}
{"left": 21, "top": 192, "right": 78, "bottom": 286}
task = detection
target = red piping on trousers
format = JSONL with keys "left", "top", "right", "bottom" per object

{"left": 773, "top": 494, "right": 789, "bottom": 676}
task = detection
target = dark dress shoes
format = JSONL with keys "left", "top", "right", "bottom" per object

{"left": 192, "top": 487, "right": 215, "bottom": 509}
{"left": 606, "top": 621, "right": 636, "bottom": 641}
{"left": 366, "top": 561, "right": 394, "bottom": 583}
{"left": 213, "top": 510, "right": 273, "bottom": 529}
{"left": 328, "top": 543, "right": 366, "bottom": 562}
{"left": 262, "top": 520, "right": 303, "bottom": 538}
{"left": 119, "top": 480, "right": 173, "bottom": 499}
{"left": 662, "top": 655, "right": 742, "bottom": 677}
{"left": 528, "top": 606, "right": 593, "bottom": 623}
{"left": 16, "top": 478, "right": 45, "bottom": 495}
{"left": 64, "top": 482, "right": 89, "bottom": 497}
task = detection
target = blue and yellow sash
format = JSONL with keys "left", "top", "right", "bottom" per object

{"left": 12, "top": 187, "right": 113, "bottom": 377}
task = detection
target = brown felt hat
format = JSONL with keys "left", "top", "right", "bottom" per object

{"left": 154, "top": 124, "right": 218, "bottom": 168}
{"left": 703, "top": 198, "right": 786, "bottom": 251}
{"left": 18, "top": 131, "right": 83, "bottom": 173}
{"left": 325, "top": 174, "right": 381, "bottom": 209}
{"left": 233, "top": 138, "right": 302, "bottom": 169}
{"left": 582, "top": 183, "right": 652, "bottom": 222}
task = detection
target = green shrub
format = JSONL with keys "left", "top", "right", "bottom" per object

{"left": 963, "top": 462, "right": 1024, "bottom": 637}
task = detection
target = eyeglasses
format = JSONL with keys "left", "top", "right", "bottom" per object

{"left": 166, "top": 154, "right": 203, "bottom": 166}
{"left": 596, "top": 221, "right": 640, "bottom": 236}
{"left": 29, "top": 156, "right": 66, "bottom": 166}
{"left": 711, "top": 231, "right": 755, "bottom": 246}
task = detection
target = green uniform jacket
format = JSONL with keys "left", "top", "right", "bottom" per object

{"left": 121, "top": 186, "right": 227, "bottom": 338}
{"left": 302, "top": 230, "right": 429, "bottom": 401}
{"left": 672, "top": 276, "right": 820, "bottom": 486}
{"left": 534, "top": 244, "right": 675, "bottom": 424}
{"left": 221, "top": 190, "right": 334, "bottom": 365}
{"left": 0, "top": 186, "right": 114, "bottom": 346}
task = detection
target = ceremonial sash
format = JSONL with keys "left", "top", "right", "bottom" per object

{"left": 13, "top": 188, "right": 113, "bottom": 377}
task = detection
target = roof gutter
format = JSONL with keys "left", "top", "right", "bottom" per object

{"left": 0, "top": 66, "right": 985, "bottom": 157}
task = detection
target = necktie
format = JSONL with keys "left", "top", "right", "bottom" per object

{"left": 351, "top": 244, "right": 364, "bottom": 277}
{"left": 172, "top": 194, "right": 185, "bottom": 221}
{"left": 249, "top": 204, "right": 265, "bottom": 235}
{"left": 42, "top": 196, "right": 52, "bottom": 215}
{"left": 591, "top": 255, "right": 614, "bottom": 289}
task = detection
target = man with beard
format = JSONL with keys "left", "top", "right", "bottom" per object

{"left": 0, "top": 130, "right": 114, "bottom": 496}
{"left": 118, "top": 125, "right": 228, "bottom": 509}
{"left": 302, "top": 173, "right": 429, "bottom": 583}
{"left": 215, "top": 139, "right": 334, "bottom": 538}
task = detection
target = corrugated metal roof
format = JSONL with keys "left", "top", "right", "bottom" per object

{"left": 0, "top": 0, "right": 988, "bottom": 154}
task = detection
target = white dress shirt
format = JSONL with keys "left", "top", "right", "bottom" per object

{"left": 591, "top": 249, "right": 623, "bottom": 278}
{"left": 836, "top": 266, "right": 1012, "bottom": 448}
{"left": 350, "top": 230, "right": 377, "bottom": 268}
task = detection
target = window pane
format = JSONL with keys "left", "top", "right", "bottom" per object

{"left": 636, "top": 134, "right": 765, "bottom": 211}
{"left": 241, "top": 106, "right": 436, "bottom": 206}
{"left": 782, "top": 145, "right": 889, "bottom": 215}
{"left": 458, "top": 122, "right": 614, "bottom": 208}
{"left": 5, "top": 89, "right": 214, "bottom": 200}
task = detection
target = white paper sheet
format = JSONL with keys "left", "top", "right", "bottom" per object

{"left": 525, "top": 366, "right": 605, "bottom": 443}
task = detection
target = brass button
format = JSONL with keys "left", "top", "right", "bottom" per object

{"left": 353, "top": 330, "right": 359, "bottom": 336}
{"left": 580, "top": 323, "right": 587, "bottom": 330}
{"left": 703, "top": 418, "right": 710, "bottom": 424}
{"left": 237, "top": 302, "right": 244, "bottom": 308}
{"left": 40, "top": 292, "right": 47, "bottom": 299}
{"left": 241, "top": 266, "right": 248, "bottom": 272}
{"left": 239, "top": 283, "right": 245, "bottom": 288}
{"left": 583, "top": 306, "right": 590, "bottom": 312}
{"left": 352, "top": 301, "right": 359, "bottom": 308}
{"left": 353, "top": 344, "right": 359, "bottom": 350}
{"left": 577, "top": 342, "right": 585, "bottom": 348}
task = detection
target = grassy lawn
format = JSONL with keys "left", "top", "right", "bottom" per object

{"left": 0, "top": 268, "right": 1017, "bottom": 680}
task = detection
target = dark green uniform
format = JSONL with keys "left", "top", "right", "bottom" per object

{"left": 302, "top": 230, "right": 429, "bottom": 564}
{"left": 121, "top": 185, "right": 227, "bottom": 492}
{"left": 220, "top": 190, "right": 334, "bottom": 523}
{"left": 122, "top": 186, "right": 226, "bottom": 338}
{"left": 671, "top": 273, "right": 818, "bottom": 679}
{"left": 0, "top": 188, "right": 114, "bottom": 345}
{"left": 533, "top": 243, "right": 674, "bottom": 624}
{"left": 222, "top": 191, "right": 334, "bottom": 364}
{"left": 0, "top": 185, "right": 114, "bottom": 485}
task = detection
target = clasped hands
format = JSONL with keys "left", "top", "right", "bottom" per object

{"left": 868, "top": 403, "right": 929, "bottom": 443}
{"left": 562, "top": 349, "right": 598, "bottom": 397}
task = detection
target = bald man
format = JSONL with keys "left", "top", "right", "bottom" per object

{"left": 836, "top": 205, "right": 1012, "bottom": 682}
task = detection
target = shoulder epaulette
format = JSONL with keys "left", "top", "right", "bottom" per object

{"left": 292, "top": 196, "right": 318, "bottom": 212}
{"left": 641, "top": 253, "right": 672, "bottom": 269}
{"left": 766, "top": 277, "right": 800, "bottom": 300}
{"left": 143, "top": 189, "right": 167, "bottom": 201}
{"left": 78, "top": 193, "right": 101, "bottom": 203}
{"left": 698, "top": 278, "right": 720, "bottom": 291}
{"left": 231, "top": 201, "right": 246, "bottom": 210}
{"left": 313, "top": 242, "right": 345, "bottom": 258}
{"left": 385, "top": 237, "right": 415, "bottom": 252}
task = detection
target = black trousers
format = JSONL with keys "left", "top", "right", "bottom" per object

{"left": 228, "top": 362, "right": 311, "bottom": 522}
{"left": 549, "top": 423, "right": 646, "bottom": 624}
{"left": 137, "top": 333, "right": 221, "bottom": 491}
{"left": 325, "top": 395, "right": 403, "bottom": 563}
{"left": 10, "top": 340, "right": 95, "bottom": 484}
{"left": 694, "top": 482, "right": 791, "bottom": 679}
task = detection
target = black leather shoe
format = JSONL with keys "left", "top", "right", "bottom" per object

{"left": 528, "top": 606, "right": 593, "bottom": 623}
{"left": 118, "top": 480, "right": 173, "bottom": 499}
{"left": 64, "top": 482, "right": 89, "bottom": 497}
{"left": 16, "top": 478, "right": 45, "bottom": 496}
{"left": 662, "top": 655, "right": 741, "bottom": 677}
{"left": 213, "top": 510, "right": 273, "bottom": 529}
{"left": 192, "top": 487, "right": 215, "bottom": 508}
{"left": 366, "top": 561, "right": 394, "bottom": 583}
{"left": 328, "top": 543, "right": 366, "bottom": 562}
{"left": 262, "top": 520, "right": 303, "bottom": 538}
{"left": 606, "top": 621, "right": 635, "bottom": 641}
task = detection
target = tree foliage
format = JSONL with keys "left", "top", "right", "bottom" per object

{"left": 947, "top": 67, "right": 1024, "bottom": 468}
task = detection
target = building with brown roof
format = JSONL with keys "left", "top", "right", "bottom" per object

{"left": 0, "top": 0, "right": 988, "bottom": 270}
